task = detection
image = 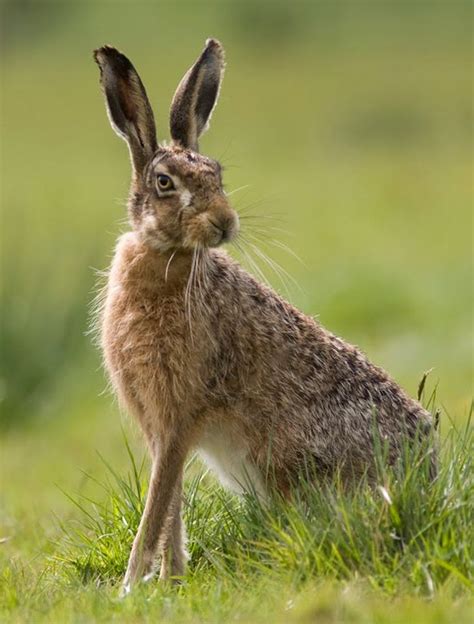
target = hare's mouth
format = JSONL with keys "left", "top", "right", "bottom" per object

{"left": 181, "top": 211, "right": 240, "bottom": 249}
{"left": 206, "top": 221, "right": 239, "bottom": 248}
{"left": 208, "top": 220, "right": 231, "bottom": 244}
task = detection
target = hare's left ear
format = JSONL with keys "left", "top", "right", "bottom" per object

{"left": 170, "top": 38, "right": 225, "bottom": 152}
{"left": 94, "top": 46, "right": 157, "bottom": 178}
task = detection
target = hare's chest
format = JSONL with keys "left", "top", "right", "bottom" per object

{"left": 102, "top": 285, "right": 190, "bottom": 394}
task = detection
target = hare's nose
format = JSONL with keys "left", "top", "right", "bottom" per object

{"left": 209, "top": 213, "right": 238, "bottom": 243}
{"left": 209, "top": 218, "right": 229, "bottom": 242}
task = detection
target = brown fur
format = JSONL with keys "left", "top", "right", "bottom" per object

{"left": 94, "top": 40, "right": 436, "bottom": 592}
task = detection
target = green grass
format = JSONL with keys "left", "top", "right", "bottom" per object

{"left": 1, "top": 1, "right": 472, "bottom": 622}
{"left": 1, "top": 409, "right": 473, "bottom": 623}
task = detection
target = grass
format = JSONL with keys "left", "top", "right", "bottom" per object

{"left": 1, "top": 405, "right": 473, "bottom": 623}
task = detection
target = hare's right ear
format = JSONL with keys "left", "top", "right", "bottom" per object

{"left": 93, "top": 46, "right": 157, "bottom": 178}
{"left": 170, "top": 39, "right": 225, "bottom": 152}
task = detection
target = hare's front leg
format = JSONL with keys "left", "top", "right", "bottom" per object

{"left": 159, "top": 471, "right": 188, "bottom": 582}
{"left": 122, "top": 432, "right": 188, "bottom": 594}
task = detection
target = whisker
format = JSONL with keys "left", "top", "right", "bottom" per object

{"left": 237, "top": 213, "right": 286, "bottom": 224}
{"left": 195, "top": 247, "right": 206, "bottom": 316}
{"left": 193, "top": 247, "right": 201, "bottom": 325}
{"left": 165, "top": 249, "right": 178, "bottom": 282}
{"left": 244, "top": 230, "right": 305, "bottom": 266}
{"left": 242, "top": 237, "right": 292, "bottom": 299}
{"left": 238, "top": 220, "right": 294, "bottom": 234}
{"left": 241, "top": 235, "right": 303, "bottom": 297}
{"left": 185, "top": 248, "right": 198, "bottom": 344}
{"left": 195, "top": 247, "right": 212, "bottom": 333}
{"left": 225, "top": 184, "right": 251, "bottom": 197}
{"left": 114, "top": 197, "right": 129, "bottom": 209}
{"left": 234, "top": 239, "right": 273, "bottom": 290}
{"left": 266, "top": 238, "right": 306, "bottom": 267}
{"left": 234, "top": 194, "right": 283, "bottom": 217}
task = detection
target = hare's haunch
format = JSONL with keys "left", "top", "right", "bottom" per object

{"left": 93, "top": 39, "right": 435, "bottom": 592}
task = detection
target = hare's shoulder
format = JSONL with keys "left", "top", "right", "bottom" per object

{"left": 207, "top": 249, "right": 319, "bottom": 336}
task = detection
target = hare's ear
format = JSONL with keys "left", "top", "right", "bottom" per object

{"left": 170, "top": 38, "right": 225, "bottom": 152}
{"left": 93, "top": 46, "right": 157, "bottom": 177}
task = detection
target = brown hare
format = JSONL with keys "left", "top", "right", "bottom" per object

{"left": 93, "top": 39, "right": 436, "bottom": 593}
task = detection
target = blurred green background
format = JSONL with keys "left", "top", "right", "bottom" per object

{"left": 1, "top": 0, "right": 472, "bottom": 524}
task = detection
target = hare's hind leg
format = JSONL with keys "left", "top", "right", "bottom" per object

{"left": 122, "top": 431, "right": 189, "bottom": 594}
{"left": 159, "top": 471, "right": 188, "bottom": 582}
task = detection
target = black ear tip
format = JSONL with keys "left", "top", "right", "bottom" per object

{"left": 93, "top": 46, "right": 136, "bottom": 78}
{"left": 205, "top": 37, "right": 221, "bottom": 47}
{"left": 93, "top": 45, "right": 127, "bottom": 66}
{"left": 204, "top": 38, "right": 225, "bottom": 60}
{"left": 93, "top": 45, "right": 114, "bottom": 66}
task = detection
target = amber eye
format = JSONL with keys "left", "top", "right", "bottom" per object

{"left": 156, "top": 174, "right": 174, "bottom": 192}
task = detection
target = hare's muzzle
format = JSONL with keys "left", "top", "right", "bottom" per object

{"left": 208, "top": 215, "right": 238, "bottom": 244}
{"left": 206, "top": 202, "right": 239, "bottom": 247}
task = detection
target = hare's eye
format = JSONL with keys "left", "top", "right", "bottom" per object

{"left": 156, "top": 174, "right": 174, "bottom": 192}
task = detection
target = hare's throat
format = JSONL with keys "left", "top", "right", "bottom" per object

{"left": 114, "top": 232, "right": 209, "bottom": 290}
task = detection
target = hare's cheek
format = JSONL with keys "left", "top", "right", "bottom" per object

{"left": 137, "top": 213, "right": 173, "bottom": 251}
{"left": 142, "top": 213, "right": 158, "bottom": 237}
{"left": 180, "top": 189, "right": 193, "bottom": 208}
{"left": 140, "top": 213, "right": 170, "bottom": 248}
{"left": 182, "top": 213, "right": 213, "bottom": 248}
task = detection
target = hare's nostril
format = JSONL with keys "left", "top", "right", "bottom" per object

{"left": 209, "top": 219, "right": 227, "bottom": 242}
{"left": 208, "top": 219, "right": 223, "bottom": 232}
{"left": 208, "top": 213, "right": 238, "bottom": 244}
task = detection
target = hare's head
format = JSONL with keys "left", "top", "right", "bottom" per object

{"left": 94, "top": 39, "right": 239, "bottom": 251}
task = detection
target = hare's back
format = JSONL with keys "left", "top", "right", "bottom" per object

{"left": 206, "top": 252, "right": 432, "bottom": 450}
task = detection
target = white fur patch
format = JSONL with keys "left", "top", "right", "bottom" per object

{"left": 143, "top": 213, "right": 157, "bottom": 232}
{"left": 180, "top": 189, "right": 192, "bottom": 208}
{"left": 198, "top": 423, "right": 265, "bottom": 497}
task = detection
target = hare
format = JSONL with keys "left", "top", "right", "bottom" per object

{"left": 93, "top": 39, "right": 436, "bottom": 592}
